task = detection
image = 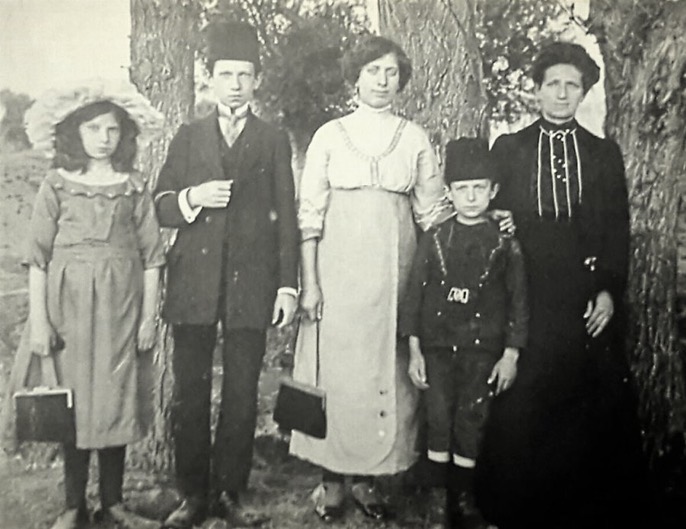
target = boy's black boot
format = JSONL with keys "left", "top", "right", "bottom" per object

{"left": 446, "top": 464, "right": 490, "bottom": 529}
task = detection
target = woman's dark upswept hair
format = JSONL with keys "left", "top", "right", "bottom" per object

{"left": 53, "top": 101, "right": 139, "bottom": 172}
{"left": 531, "top": 42, "right": 600, "bottom": 94}
{"left": 342, "top": 36, "right": 412, "bottom": 91}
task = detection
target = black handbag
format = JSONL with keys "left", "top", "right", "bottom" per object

{"left": 13, "top": 350, "right": 76, "bottom": 444}
{"left": 273, "top": 321, "right": 326, "bottom": 439}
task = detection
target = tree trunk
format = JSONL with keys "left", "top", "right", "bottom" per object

{"left": 378, "top": 0, "right": 488, "bottom": 149}
{"left": 591, "top": 0, "right": 686, "bottom": 460}
{"left": 129, "top": 0, "right": 199, "bottom": 473}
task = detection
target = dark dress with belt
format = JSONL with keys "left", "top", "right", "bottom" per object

{"left": 474, "top": 119, "right": 650, "bottom": 529}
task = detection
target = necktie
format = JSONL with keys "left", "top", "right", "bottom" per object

{"left": 219, "top": 105, "right": 248, "bottom": 147}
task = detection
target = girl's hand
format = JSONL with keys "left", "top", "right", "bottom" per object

{"left": 584, "top": 290, "right": 614, "bottom": 337}
{"left": 488, "top": 347, "right": 518, "bottom": 394}
{"left": 30, "top": 319, "right": 58, "bottom": 356}
{"left": 408, "top": 336, "right": 429, "bottom": 390}
{"left": 300, "top": 284, "right": 323, "bottom": 321}
{"left": 137, "top": 317, "right": 157, "bottom": 352}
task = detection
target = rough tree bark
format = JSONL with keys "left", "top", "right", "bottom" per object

{"left": 378, "top": 0, "right": 488, "bottom": 148}
{"left": 591, "top": 0, "right": 686, "bottom": 459}
{"left": 129, "top": 0, "right": 199, "bottom": 472}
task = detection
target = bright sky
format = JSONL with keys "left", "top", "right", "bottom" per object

{"left": 0, "top": 0, "right": 131, "bottom": 96}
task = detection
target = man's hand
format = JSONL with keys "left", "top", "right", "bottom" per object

{"left": 137, "top": 316, "right": 157, "bottom": 352}
{"left": 300, "top": 284, "right": 323, "bottom": 321}
{"left": 408, "top": 336, "right": 429, "bottom": 390}
{"left": 489, "top": 209, "right": 515, "bottom": 236}
{"left": 488, "top": 347, "right": 518, "bottom": 394}
{"left": 188, "top": 180, "right": 234, "bottom": 209}
{"left": 272, "top": 292, "right": 298, "bottom": 328}
{"left": 584, "top": 290, "right": 614, "bottom": 337}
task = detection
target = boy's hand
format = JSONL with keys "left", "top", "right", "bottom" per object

{"left": 489, "top": 209, "right": 516, "bottom": 236}
{"left": 188, "top": 180, "right": 233, "bottom": 208}
{"left": 137, "top": 316, "right": 157, "bottom": 352}
{"left": 584, "top": 290, "right": 614, "bottom": 337}
{"left": 408, "top": 336, "right": 429, "bottom": 390}
{"left": 300, "top": 284, "right": 323, "bottom": 321}
{"left": 272, "top": 292, "right": 297, "bottom": 328}
{"left": 488, "top": 347, "right": 518, "bottom": 394}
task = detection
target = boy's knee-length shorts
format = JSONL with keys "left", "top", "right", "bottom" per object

{"left": 423, "top": 346, "right": 500, "bottom": 463}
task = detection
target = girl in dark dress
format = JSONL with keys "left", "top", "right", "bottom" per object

{"left": 475, "top": 42, "right": 650, "bottom": 529}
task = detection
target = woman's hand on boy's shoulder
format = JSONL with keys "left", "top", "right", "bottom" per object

{"left": 489, "top": 209, "right": 516, "bottom": 237}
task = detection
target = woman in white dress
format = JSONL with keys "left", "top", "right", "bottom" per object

{"left": 290, "top": 36, "right": 447, "bottom": 522}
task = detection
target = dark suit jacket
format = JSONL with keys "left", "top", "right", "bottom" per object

{"left": 154, "top": 110, "right": 298, "bottom": 329}
{"left": 399, "top": 219, "right": 528, "bottom": 351}
{"left": 490, "top": 119, "right": 630, "bottom": 301}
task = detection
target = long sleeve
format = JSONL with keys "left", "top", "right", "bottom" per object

{"left": 504, "top": 237, "right": 529, "bottom": 349}
{"left": 154, "top": 124, "right": 192, "bottom": 228}
{"left": 272, "top": 129, "right": 299, "bottom": 289}
{"left": 24, "top": 177, "right": 60, "bottom": 270}
{"left": 411, "top": 131, "right": 449, "bottom": 231}
{"left": 298, "top": 127, "right": 331, "bottom": 241}
{"left": 597, "top": 139, "right": 630, "bottom": 301}
{"left": 398, "top": 229, "right": 433, "bottom": 337}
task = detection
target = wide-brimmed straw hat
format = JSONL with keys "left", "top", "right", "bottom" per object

{"left": 25, "top": 78, "right": 165, "bottom": 159}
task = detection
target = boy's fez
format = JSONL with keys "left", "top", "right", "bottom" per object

{"left": 444, "top": 137, "right": 498, "bottom": 184}
{"left": 205, "top": 21, "right": 261, "bottom": 69}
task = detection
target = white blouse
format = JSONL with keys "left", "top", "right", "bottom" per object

{"left": 298, "top": 104, "right": 446, "bottom": 240}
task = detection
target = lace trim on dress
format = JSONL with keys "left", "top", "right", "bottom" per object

{"left": 50, "top": 169, "right": 145, "bottom": 198}
{"left": 335, "top": 118, "right": 408, "bottom": 187}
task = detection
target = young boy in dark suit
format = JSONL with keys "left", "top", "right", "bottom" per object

{"left": 154, "top": 21, "right": 298, "bottom": 529}
{"left": 400, "top": 138, "right": 528, "bottom": 529}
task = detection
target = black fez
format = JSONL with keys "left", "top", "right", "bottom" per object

{"left": 205, "top": 21, "right": 261, "bottom": 71}
{"left": 444, "top": 138, "right": 498, "bottom": 184}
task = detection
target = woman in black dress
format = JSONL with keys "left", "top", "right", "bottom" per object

{"left": 475, "top": 42, "right": 649, "bottom": 529}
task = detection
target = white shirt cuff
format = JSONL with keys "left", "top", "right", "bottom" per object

{"left": 178, "top": 187, "right": 202, "bottom": 223}
{"left": 277, "top": 287, "right": 298, "bottom": 298}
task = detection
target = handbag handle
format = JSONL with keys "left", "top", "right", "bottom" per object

{"left": 293, "top": 317, "right": 321, "bottom": 388}
{"left": 21, "top": 353, "right": 60, "bottom": 388}
{"left": 39, "top": 355, "right": 60, "bottom": 388}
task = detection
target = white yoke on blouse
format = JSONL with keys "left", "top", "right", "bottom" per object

{"left": 298, "top": 103, "right": 445, "bottom": 240}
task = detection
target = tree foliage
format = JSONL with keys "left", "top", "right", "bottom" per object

{"left": 477, "top": 0, "right": 567, "bottom": 123}
{"left": 201, "top": 0, "right": 369, "bottom": 150}
{"left": 0, "top": 89, "right": 32, "bottom": 153}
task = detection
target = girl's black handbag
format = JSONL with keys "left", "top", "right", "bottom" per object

{"left": 273, "top": 321, "right": 327, "bottom": 439}
{"left": 14, "top": 346, "right": 76, "bottom": 444}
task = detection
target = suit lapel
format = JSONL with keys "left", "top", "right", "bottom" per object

{"left": 193, "top": 111, "right": 224, "bottom": 183}
{"left": 233, "top": 112, "right": 262, "bottom": 181}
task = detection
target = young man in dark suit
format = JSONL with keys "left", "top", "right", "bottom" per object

{"left": 154, "top": 22, "right": 298, "bottom": 529}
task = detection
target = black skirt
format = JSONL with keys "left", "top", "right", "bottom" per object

{"left": 475, "top": 219, "right": 649, "bottom": 529}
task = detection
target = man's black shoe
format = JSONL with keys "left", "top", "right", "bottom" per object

{"left": 161, "top": 497, "right": 207, "bottom": 529}
{"left": 213, "top": 491, "right": 270, "bottom": 527}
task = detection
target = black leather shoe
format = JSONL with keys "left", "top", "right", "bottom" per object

{"left": 312, "top": 482, "right": 345, "bottom": 523}
{"left": 161, "top": 497, "right": 207, "bottom": 529}
{"left": 49, "top": 507, "right": 89, "bottom": 529}
{"left": 94, "top": 503, "right": 158, "bottom": 529}
{"left": 350, "top": 482, "right": 392, "bottom": 521}
{"left": 213, "top": 491, "right": 269, "bottom": 527}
